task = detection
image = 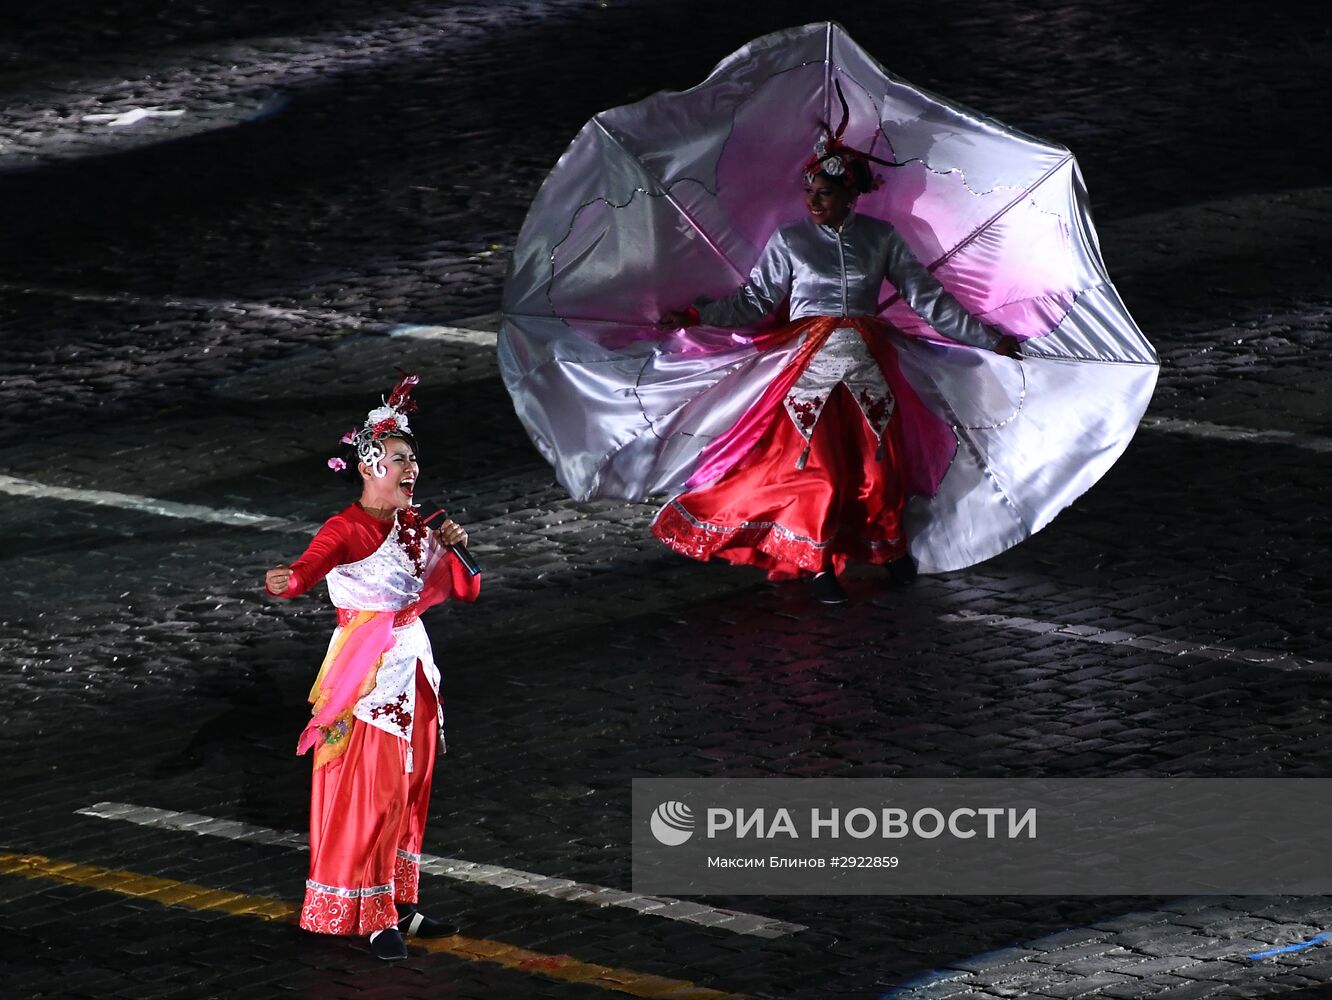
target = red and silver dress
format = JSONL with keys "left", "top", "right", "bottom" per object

{"left": 652, "top": 211, "right": 1001, "bottom": 579}
{"left": 274, "top": 503, "right": 480, "bottom": 936}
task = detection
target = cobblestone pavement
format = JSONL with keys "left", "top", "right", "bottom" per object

{"left": 2, "top": 2, "right": 1332, "bottom": 998}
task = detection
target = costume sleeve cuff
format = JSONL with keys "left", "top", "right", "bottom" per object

{"left": 267, "top": 573, "right": 299, "bottom": 598}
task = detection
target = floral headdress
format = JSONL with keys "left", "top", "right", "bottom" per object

{"left": 328, "top": 371, "right": 420, "bottom": 478}
{"left": 802, "top": 80, "right": 893, "bottom": 193}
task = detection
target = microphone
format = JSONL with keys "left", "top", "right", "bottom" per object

{"left": 420, "top": 501, "right": 481, "bottom": 577}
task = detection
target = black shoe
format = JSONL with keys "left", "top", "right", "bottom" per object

{"left": 369, "top": 927, "right": 408, "bottom": 961}
{"left": 397, "top": 905, "right": 459, "bottom": 938}
{"left": 886, "top": 555, "right": 917, "bottom": 587}
{"left": 810, "top": 571, "right": 847, "bottom": 605}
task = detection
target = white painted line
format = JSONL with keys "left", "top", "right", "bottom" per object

{"left": 84, "top": 107, "right": 187, "bottom": 127}
{"left": 941, "top": 609, "right": 1332, "bottom": 675}
{"left": 0, "top": 281, "right": 376, "bottom": 329}
{"left": 0, "top": 474, "right": 319, "bottom": 535}
{"left": 0, "top": 285, "right": 502, "bottom": 348}
{"left": 388, "top": 323, "right": 498, "bottom": 347}
{"left": 1141, "top": 415, "right": 1332, "bottom": 453}
{"left": 76, "top": 801, "right": 805, "bottom": 939}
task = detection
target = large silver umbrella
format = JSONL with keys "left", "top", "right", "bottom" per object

{"left": 499, "top": 21, "right": 1157, "bottom": 572}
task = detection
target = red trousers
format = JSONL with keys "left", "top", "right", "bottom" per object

{"left": 299, "top": 665, "right": 437, "bottom": 936}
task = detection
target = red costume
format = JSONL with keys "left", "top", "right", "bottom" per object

{"left": 650, "top": 212, "right": 1000, "bottom": 580}
{"left": 274, "top": 503, "right": 479, "bottom": 936}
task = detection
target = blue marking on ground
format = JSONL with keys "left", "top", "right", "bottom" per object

{"left": 1248, "top": 932, "right": 1331, "bottom": 960}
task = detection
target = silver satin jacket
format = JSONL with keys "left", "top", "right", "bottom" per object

{"left": 697, "top": 211, "right": 1000, "bottom": 350}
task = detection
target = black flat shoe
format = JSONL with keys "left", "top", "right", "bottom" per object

{"left": 810, "top": 571, "right": 847, "bottom": 605}
{"left": 369, "top": 927, "right": 408, "bottom": 961}
{"left": 397, "top": 905, "right": 459, "bottom": 938}
{"left": 886, "top": 555, "right": 917, "bottom": 587}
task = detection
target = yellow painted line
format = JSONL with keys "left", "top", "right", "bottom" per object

{"left": 0, "top": 852, "right": 756, "bottom": 1000}
{"left": 0, "top": 852, "right": 295, "bottom": 921}
{"left": 413, "top": 934, "right": 749, "bottom": 998}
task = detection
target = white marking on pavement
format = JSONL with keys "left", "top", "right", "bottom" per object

{"left": 1141, "top": 415, "right": 1332, "bottom": 453}
{"left": 388, "top": 323, "right": 498, "bottom": 347}
{"left": 83, "top": 107, "right": 187, "bottom": 127}
{"left": 0, "top": 281, "right": 379, "bottom": 329}
{"left": 941, "top": 609, "right": 1332, "bottom": 675}
{"left": 0, "top": 474, "right": 319, "bottom": 535}
{"left": 76, "top": 801, "right": 805, "bottom": 939}
{"left": 0, "top": 284, "right": 503, "bottom": 345}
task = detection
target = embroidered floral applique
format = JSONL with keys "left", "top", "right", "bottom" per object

{"left": 370, "top": 693, "right": 413, "bottom": 733}
{"left": 785, "top": 393, "right": 825, "bottom": 433}
{"left": 857, "top": 388, "right": 892, "bottom": 429}
{"left": 300, "top": 881, "right": 395, "bottom": 936}
{"left": 395, "top": 507, "right": 428, "bottom": 578}
{"left": 653, "top": 500, "right": 908, "bottom": 573}
{"left": 313, "top": 708, "right": 357, "bottom": 769}
{"left": 324, "top": 716, "right": 351, "bottom": 746}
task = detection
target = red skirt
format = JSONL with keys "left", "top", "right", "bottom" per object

{"left": 652, "top": 382, "right": 909, "bottom": 580}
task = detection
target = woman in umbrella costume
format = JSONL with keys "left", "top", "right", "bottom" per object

{"left": 655, "top": 95, "right": 1020, "bottom": 603}
{"left": 265, "top": 373, "right": 479, "bottom": 961}
{"left": 500, "top": 23, "right": 1157, "bottom": 593}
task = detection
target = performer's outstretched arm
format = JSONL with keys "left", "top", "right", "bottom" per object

{"left": 265, "top": 518, "right": 350, "bottom": 598}
{"left": 885, "top": 229, "right": 1018, "bottom": 356}
{"left": 660, "top": 229, "right": 793, "bottom": 329}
